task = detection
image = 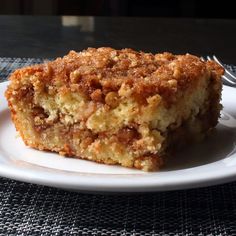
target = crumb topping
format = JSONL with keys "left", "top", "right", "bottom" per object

{"left": 8, "top": 47, "right": 223, "bottom": 105}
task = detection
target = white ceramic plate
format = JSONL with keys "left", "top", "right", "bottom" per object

{"left": 0, "top": 81, "right": 236, "bottom": 193}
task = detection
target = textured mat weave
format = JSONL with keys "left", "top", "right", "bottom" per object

{"left": 0, "top": 57, "right": 45, "bottom": 81}
{"left": 0, "top": 57, "right": 236, "bottom": 236}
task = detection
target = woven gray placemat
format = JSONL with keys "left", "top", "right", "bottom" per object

{"left": 0, "top": 57, "right": 236, "bottom": 236}
{"left": 0, "top": 178, "right": 236, "bottom": 236}
{"left": 0, "top": 57, "right": 45, "bottom": 81}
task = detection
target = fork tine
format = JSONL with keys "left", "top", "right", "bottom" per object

{"left": 205, "top": 55, "right": 236, "bottom": 86}
{"left": 224, "top": 71, "right": 236, "bottom": 81}
{"left": 213, "top": 55, "right": 236, "bottom": 81}
{"left": 207, "top": 55, "right": 212, "bottom": 61}
{"left": 222, "top": 75, "right": 236, "bottom": 86}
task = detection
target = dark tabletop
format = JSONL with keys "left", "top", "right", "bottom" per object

{"left": 0, "top": 15, "right": 236, "bottom": 64}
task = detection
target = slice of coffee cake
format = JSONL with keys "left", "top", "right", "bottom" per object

{"left": 5, "top": 47, "right": 223, "bottom": 171}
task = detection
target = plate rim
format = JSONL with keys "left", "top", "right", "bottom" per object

{"left": 1, "top": 81, "right": 236, "bottom": 193}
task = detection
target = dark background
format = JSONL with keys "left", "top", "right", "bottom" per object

{"left": 0, "top": 0, "right": 235, "bottom": 19}
{"left": 0, "top": 0, "right": 235, "bottom": 64}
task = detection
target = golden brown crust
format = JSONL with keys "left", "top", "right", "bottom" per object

{"left": 7, "top": 47, "right": 223, "bottom": 106}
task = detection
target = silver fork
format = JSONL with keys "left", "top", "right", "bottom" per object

{"left": 201, "top": 55, "right": 236, "bottom": 87}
